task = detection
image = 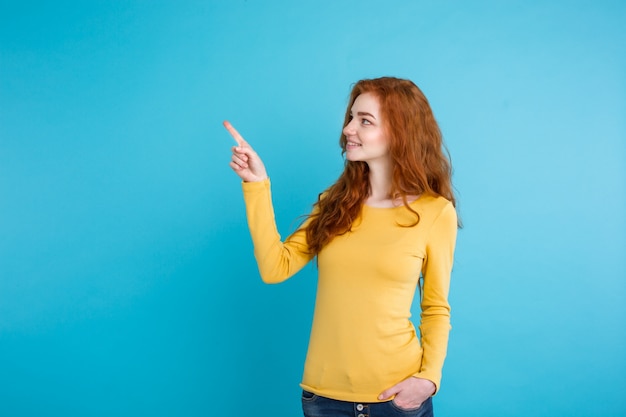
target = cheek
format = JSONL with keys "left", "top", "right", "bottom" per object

{"left": 373, "top": 132, "right": 390, "bottom": 149}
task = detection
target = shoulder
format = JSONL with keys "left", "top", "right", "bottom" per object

{"left": 411, "top": 194, "right": 457, "bottom": 232}
{"left": 414, "top": 194, "right": 455, "bottom": 217}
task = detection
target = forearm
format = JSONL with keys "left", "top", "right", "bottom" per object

{"left": 242, "top": 179, "right": 312, "bottom": 283}
{"left": 414, "top": 310, "right": 451, "bottom": 392}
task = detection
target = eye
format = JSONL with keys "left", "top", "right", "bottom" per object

{"left": 361, "top": 118, "right": 372, "bottom": 125}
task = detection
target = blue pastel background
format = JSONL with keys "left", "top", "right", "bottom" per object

{"left": 1, "top": 1, "right": 624, "bottom": 416}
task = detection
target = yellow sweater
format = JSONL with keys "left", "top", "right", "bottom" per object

{"left": 242, "top": 179, "right": 457, "bottom": 403}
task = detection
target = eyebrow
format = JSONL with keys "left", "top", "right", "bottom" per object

{"left": 353, "top": 111, "right": 376, "bottom": 120}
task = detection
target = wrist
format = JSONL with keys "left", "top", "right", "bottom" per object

{"left": 411, "top": 377, "right": 436, "bottom": 396}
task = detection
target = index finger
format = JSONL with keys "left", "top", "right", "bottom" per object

{"left": 223, "top": 120, "right": 249, "bottom": 147}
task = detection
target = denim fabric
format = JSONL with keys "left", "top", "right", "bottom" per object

{"left": 302, "top": 390, "right": 434, "bottom": 417}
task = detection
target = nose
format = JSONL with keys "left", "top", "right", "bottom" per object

{"left": 343, "top": 119, "right": 357, "bottom": 136}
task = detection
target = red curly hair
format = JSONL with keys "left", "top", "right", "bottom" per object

{"left": 305, "top": 77, "right": 458, "bottom": 255}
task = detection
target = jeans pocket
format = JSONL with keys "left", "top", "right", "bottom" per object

{"left": 301, "top": 390, "right": 318, "bottom": 402}
{"left": 389, "top": 396, "right": 433, "bottom": 416}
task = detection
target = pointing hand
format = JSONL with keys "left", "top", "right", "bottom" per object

{"left": 223, "top": 120, "right": 268, "bottom": 182}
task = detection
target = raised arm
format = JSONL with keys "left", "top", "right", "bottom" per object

{"left": 223, "top": 121, "right": 313, "bottom": 283}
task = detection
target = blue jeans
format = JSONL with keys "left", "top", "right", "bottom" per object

{"left": 301, "top": 390, "right": 434, "bottom": 417}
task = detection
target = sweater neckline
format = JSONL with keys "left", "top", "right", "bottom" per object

{"left": 363, "top": 195, "right": 423, "bottom": 211}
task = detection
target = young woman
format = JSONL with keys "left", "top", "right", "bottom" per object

{"left": 224, "top": 77, "right": 458, "bottom": 417}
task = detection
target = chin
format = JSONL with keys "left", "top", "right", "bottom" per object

{"left": 345, "top": 152, "right": 360, "bottom": 162}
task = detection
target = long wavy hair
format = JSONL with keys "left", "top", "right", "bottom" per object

{"left": 305, "top": 77, "right": 458, "bottom": 255}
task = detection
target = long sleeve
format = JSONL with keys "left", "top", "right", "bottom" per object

{"left": 242, "top": 178, "right": 314, "bottom": 283}
{"left": 413, "top": 202, "right": 458, "bottom": 392}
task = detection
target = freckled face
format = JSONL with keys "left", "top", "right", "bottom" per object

{"left": 342, "top": 93, "right": 389, "bottom": 165}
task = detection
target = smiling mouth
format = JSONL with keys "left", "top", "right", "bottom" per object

{"left": 347, "top": 141, "right": 362, "bottom": 147}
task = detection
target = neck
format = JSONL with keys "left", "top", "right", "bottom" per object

{"left": 366, "top": 160, "right": 393, "bottom": 206}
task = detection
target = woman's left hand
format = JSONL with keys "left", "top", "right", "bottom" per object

{"left": 378, "top": 377, "right": 436, "bottom": 409}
